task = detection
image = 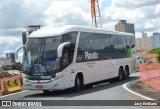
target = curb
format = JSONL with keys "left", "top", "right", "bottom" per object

{"left": 123, "top": 80, "right": 155, "bottom": 100}
{"left": 0, "top": 90, "right": 29, "bottom": 99}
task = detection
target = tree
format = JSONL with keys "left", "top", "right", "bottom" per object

{"left": 148, "top": 48, "right": 160, "bottom": 63}
{"left": 148, "top": 48, "right": 160, "bottom": 54}
{"left": 11, "top": 62, "right": 22, "bottom": 70}
{"left": 157, "top": 53, "right": 160, "bottom": 63}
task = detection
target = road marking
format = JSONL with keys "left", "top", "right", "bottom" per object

{"left": 123, "top": 82, "right": 155, "bottom": 100}
{"left": 0, "top": 90, "right": 29, "bottom": 99}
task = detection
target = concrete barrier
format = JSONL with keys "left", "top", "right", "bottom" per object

{"left": 0, "top": 79, "right": 4, "bottom": 95}
{"left": 0, "top": 74, "right": 23, "bottom": 95}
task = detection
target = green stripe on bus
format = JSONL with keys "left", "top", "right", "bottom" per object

{"left": 125, "top": 49, "right": 132, "bottom": 57}
{"left": 25, "top": 75, "right": 30, "bottom": 79}
{"left": 129, "top": 49, "right": 132, "bottom": 57}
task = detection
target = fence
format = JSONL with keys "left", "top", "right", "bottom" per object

{"left": 139, "top": 64, "right": 160, "bottom": 91}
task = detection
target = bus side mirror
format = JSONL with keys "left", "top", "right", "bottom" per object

{"left": 57, "top": 42, "right": 71, "bottom": 58}
{"left": 15, "top": 45, "right": 25, "bottom": 59}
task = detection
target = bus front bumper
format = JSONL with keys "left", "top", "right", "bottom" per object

{"left": 23, "top": 79, "right": 64, "bottom": 90}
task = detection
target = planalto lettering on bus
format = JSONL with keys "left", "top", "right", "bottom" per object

{"left": 85, "top": 52, "right": 98, "bottom": 60}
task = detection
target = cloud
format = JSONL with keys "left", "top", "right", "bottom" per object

{"left": 44, "top": 0, "right": 91, "bottom": 26}
{"left": 112, "top": 0, "right": 159, "bottom": 8}
{"left": 0, "top": 36, "right": 22, "bottom": 57}
{"left": 0, "top": 0, "right": 160, "bottom": 57}
{"left": 0, "top": 36, "right": 21, "bottom": 45}
{"left": 0, "top": 0, "right": 49, "bottom": 29}
{"left": 3, "top": 50, "right": 14, "bottom": 54}
{"left": 101, "top": 0, "right": 160, "bottom": 36}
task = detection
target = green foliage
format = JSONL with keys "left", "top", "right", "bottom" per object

{"left": 148, "top": 48, "right": 160, "bottom": 54}
{"left": 157, "top": 53, "right": 160, "bottom": 62}
{"left": 148, "top": 48, "right": 160, "bottom": 63}
{"left": 11, "top": 62, "right": 22, "bottom": 70}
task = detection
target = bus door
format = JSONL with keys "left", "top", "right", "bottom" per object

{"left": 61, "top": 42, "right": 79, "bottom": 87}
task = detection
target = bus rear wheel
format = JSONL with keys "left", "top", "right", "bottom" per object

{"left": 75, "top": 75, "right": 83, "bottom": 91}
{"left": 124, "top": 67, "right": 129, "bottom": 79}
{"left": 118, "top": 67, "right": 124, "bottom": 81}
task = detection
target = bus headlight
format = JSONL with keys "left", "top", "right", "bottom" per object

{"left": 54, "top": 73, "right": 64, "bottom": 80}
{"left": 23, "top": 78, "right": 28, "bottom": 82}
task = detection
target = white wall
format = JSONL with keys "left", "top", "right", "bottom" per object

{"left": 0, "top": 59, "right": 11, "bottom": 66}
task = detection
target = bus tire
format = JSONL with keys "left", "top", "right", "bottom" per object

{"left": 118, "top": 67, "right": 124, "bottom": 81}
{"left": 43, "top": 90, "right": 50, "bottom": 94}
{"left": 124, "top": 66, "right": 129, "bottom": 79}
{"left": 75, "top": 75, "right": 83, "bottom": 91}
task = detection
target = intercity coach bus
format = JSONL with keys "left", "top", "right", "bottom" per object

{"left": 15, "top": 25, "right": 136, "bottom": 93}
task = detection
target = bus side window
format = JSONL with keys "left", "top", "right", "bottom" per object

{"left": 78, "top": 32, "right": 90, "bottom": 50}
{"left": 62, "top": 47, "right": 69, "bottom": 67}
{"left": 63, "top": 32, "right": 78, "bottom": 44}
{"left": 60, "top": 32, "right": 78, "bottom": 68}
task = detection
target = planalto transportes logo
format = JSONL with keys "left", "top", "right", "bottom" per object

{"left": 76, "top": 51, "right": 99, "bottom": 62}
{"left": 85, "top": 52, "right": 98, "bottom": 60}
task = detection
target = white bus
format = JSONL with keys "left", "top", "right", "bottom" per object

{"left": 16, "top": 25, "right": 136, "bottom": 93}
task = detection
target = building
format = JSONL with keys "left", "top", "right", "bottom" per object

{"left": 135, "top": 49, "right": 147, "bottom": 65}
{"left": 147, "top": 36, "right": 154, "bottom": 50}
{"left": 141, "top": 32, "right": 148, "bottom": 50}
{"left": 136, "top": 32, "right": 148, "bottom": 50}
{"left": 153, "top": 33, "right": 160, "bottom": 48}
{"left": 6, "top": 53, "right": 15, "bottom": 63}
{"left": 0, "top": 58, "right": 11, "bottom": 66}
{"left": 115, "top": 20, "right": 135, "bottom": 35}
{"left": 135, "top": 38, "right": 141, "bottom": 50}
{"left": 136, "top": 32, "right": 160, "bottom": 50}
{"left": 137, "top": 53, "right": 157, "bottom": 65}
{"left": 22, "top": 25, "right": 41, "bottom": 45}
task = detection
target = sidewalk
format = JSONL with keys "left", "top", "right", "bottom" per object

{"left": 125, "top": 80, "right": 160, "bottom": 100}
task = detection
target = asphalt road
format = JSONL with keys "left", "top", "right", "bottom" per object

{"left": 0, "top": 73, "right": 159, "bottom": 109}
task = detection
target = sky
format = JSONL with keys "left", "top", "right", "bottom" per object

{"left": 0, "top": 0, "right": 160, "bottom": 58}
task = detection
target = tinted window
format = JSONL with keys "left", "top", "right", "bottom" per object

{"left": 63, "top": 32, "right": 78, "bottom": 44}
{"left": 131, "top": 36, "right": 135, "bottom": 48}
{"left": 117, "top": 35, "right": 125, "bottom": 49}
{"left": 62, "top": 32, "right": 78, "bottom": 67}
{"left": 79, "top": 32, "right": 101, "bottom": 50}
{"left": 90, "top": 33, "right": 101, "bottom": 50}
{"left": 125, "top": 36, "right": 130, "bottom": 48}
{"left": 44, "top": 37, "right": 62, "bottom": 50}
{"left": 41, "top": 37, "right": 62, "bottom": 70}
{"left": 124, "top": 35, "right": 135, "bottom": 48}
{"left": 110, "top": 34, "right": 116, "bottom": 49}
{"left": 100, "top": 34, "right": 111, "bottom": 49}
{"left": 78, "top": 32, "right": 90, "bottom": 50}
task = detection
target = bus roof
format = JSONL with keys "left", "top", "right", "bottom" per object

{"left": 29, "top": 25, "right": 134, "bottom": 38}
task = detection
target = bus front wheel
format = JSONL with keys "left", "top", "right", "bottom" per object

{"left": 75, "top": 75, "right": 83, "bottom": 91}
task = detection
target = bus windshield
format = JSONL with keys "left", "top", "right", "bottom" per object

{"left": 23, "top": 32, "right": 78, "bottom": 76}
{"left": 23, "top": 37, "right": 62, "bottom": 75}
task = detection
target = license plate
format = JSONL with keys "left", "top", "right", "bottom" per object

{"left": 36, "top": 85, "right": 43, "bottom": 89}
